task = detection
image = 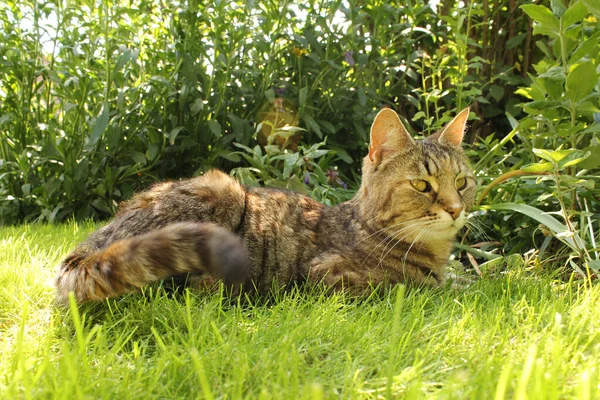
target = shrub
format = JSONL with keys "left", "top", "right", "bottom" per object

{"left": 0, "top": 0, "right": 530, "bottom": 224}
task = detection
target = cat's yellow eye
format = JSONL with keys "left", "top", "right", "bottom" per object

{"left": 410, "top": 179, "right": 430, "bottom": 192}
{"left": 455, "top": 176, "right": 467, "bottom": 190}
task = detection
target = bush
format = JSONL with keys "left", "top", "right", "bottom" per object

{"left": 0, "top": 0, "right": 531, "bottom": 223}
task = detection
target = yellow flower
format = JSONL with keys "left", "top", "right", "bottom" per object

{"left": 292, "top": 46, "right": 308, "bottom": 57}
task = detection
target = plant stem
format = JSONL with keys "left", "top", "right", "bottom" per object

{"left": 477, "top": 170, "right": 551, "bottom": 206}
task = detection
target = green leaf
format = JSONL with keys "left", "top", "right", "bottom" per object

{"left": 299, "top": 87, "right": 308, "bottom": 111}
{"left": 521, "top": 4, "right": 560, "bottom": 37}
{"left": 89, "top": 103, "right": 109, "bottom": 146}
{"left": 282, "top": 152, "right": 300, "bottom": 178}
{"left": 581, "top": 123, "right": 600, "bottom": 135}
{"left": 538, "top": 66, "right": 566, "bottom": 83}
{"left": 91, "top": 198, "right": 112, "bottom": 214}
{"left": 570, "top": 32, "right": 600, "bottom": 64}
{"left": 180, "top": 53, "right": 197, "bottom": 85}
{"left": 216, "top": 150, "right": 241, "bottom": 162}
{"left": 112, "top": 48, "right": 132, "bottom": 75}
{"left": 332, "top": 147, "right": 353, "bottom": 164}
{"left": 146, "top": 143, "right": 160, "bottom": 161}
{"left": 285, "top": 175, "right": 308, "bottom": 194}
{"left": 0, "top": 113, "right": 12, "bottom": 126}
{"left": 74, "top": 159, "right": 88, "bottom": 182}
{"left": 582, "top": 0, "right": 600, "bottom": 18}
{"left": 532, "top": 148, "right": 587, "bottom": 169}
{"left": 562, "top": 1, "right": 589, "bottom": 28}
{"left": 358, "top": 87, "right": 367, "bottom": 107}
{"left": 303, "top": 115, "right": 322, "bottom": 139}
{"left": 169, "top": 126, "right": 186, "bottom": 145}
{"left": 264, "top": 89, "right": 275, "bottom": 103}
{"left": 551, "top": 0, "right": 567, "bottom": 17}
{"left": 566, "top": 62, "right": 597, "bottom": 102}
{"left": 521, "top": 162, "right": 553, "bottom": 173}
{"left": 559, "top": 151, "right": 589, "bottom": 168}
{"left": 42, "top": 134, "right": 61, "bottom": 158}
{"left": 480, "top": 203, "right": 588, "bottom": 251}
{"left": 190, "top": 98, "right": 204, "bottom": 116}
{"left": 586, "top": 260, "right": 600, "bottom": 271}
{"left": 506, "top": 33, "right": 527, "bottom": 49}
{"left": 453, "top": 242, "right": 502, "bottom": 260}
{"left": 578, "top": 145, "right": 600, "bottom": 169}
{"left": 489, "top": 85, "right": 505, "bottom": 102}
{"left": 131, "top": 151, "right": 146, "bottom": 165}
{"left": 208, "top": 119, "right": 222, "bottom": 138}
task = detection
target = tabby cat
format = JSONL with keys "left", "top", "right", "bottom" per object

{"left": 56, "top": 108, "right": 475, "bottom": 304}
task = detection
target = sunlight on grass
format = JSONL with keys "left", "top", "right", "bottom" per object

{"left": 1, "top": 222, "right": 599, "bottom": 398}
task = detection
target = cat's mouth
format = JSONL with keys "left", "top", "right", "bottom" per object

{"left": 425, "top": 216, "right": 466, "bottom": 240}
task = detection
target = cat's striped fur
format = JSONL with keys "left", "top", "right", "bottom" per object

{"left": 56, "top": 108, "right": 475, "bottom": 304}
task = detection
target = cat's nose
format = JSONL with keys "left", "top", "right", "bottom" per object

{"left": 445, "top": 205, "right": 463, "bottom": 220}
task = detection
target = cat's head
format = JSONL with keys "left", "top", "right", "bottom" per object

{"left": 359, "top": 108, "right": 476, "bottom": 243}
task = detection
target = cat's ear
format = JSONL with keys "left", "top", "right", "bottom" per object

{"left": 369, "top": 108, "right": 415, "bottom": 163}
{"left": 433, "top": 107, "right": 470, "bottom": 147}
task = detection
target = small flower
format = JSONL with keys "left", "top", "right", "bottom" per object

{"left": 344, "top": 50, "right": 355, "bottom": 67}
{"left": 292, "top": 46, "right": 308, "bottom": 57}
{"left": 304, "top": 172, "right": 310, "bottom": 185}
{"left": 326, "top": 169, "right": 347, "bottom": 189}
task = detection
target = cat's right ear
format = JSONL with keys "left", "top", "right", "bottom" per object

{"left": 369, "top": 108, "right": 415, "bottom": 163}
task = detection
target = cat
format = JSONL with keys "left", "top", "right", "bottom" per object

{"left": 56, "top": 107, "right": 475, "bottom": 304}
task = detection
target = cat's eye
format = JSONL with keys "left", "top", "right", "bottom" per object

{"left": 455, "top": 176, "right": 467, "bottom": 190}
{"left": 410, "top": 179, "right": 431, "bottom": 192}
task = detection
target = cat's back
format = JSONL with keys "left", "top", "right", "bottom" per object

{"left": 96, "top": 170, "right": 247, "bottom": 245}
{"left": 120, "top": 171, "right": 325, "bottom": 286}
{"left": 240, "top": 185, "right": 325, "bottom": 286}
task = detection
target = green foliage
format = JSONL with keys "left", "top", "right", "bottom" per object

{"left": 0, "top": 0, "right": 530, "bottom": 224}
{"left": 474, "top": 0, "right": 600, "bottom": 275}
{"left": 231, "top": 138, "right": 355, "bottom": 206}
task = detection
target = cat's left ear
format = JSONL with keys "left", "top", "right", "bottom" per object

{"left": 433, "top": 107, "right": 470, "bottom": 147}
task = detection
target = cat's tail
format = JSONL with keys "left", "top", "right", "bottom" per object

{"left": 55, "top": 222, "right": 250, "bottom": 305}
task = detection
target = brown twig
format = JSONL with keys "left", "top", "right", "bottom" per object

{"left": 467, "top": 252, "right": 483, "bottom": 277}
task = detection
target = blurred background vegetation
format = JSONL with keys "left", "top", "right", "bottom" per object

{"left": 0, "top": 0, "right": 598, "bottom": 276}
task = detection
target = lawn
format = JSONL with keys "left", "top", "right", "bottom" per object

{"left": 1, "top": 222, "right": 599, "bottom": 399}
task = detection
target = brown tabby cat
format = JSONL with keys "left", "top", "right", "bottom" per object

{"left": 56, "top": 108, "right": 475, "bottom": 304}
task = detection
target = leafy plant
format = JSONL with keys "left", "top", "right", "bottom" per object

{"left": 0, "top": 0, "right": 533, "bottom": 224}
{"left": 475, "top": 0, "right": 600, "bottom": 276}
{"left": 231, "top": 135, "right": 355, "bottom": 206}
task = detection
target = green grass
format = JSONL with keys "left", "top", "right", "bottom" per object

{"left": 1, "top": 223, "right": 599, "bottom": 399}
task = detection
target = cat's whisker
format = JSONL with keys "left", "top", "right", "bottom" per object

{"left": 375, "top": 227, "right": 424, "bottom": 271}
{"left": 362, "top": 223, "right": 422, "bottom": 265}
{"left": 369, "top": 223, "right": 419, "bottom": 255}
{"left": 358, "top": 222, "right": 409, "bottom": 245}
{"left": 465, "top": 218, "right": 494, "bottom": 242}
{"left": 357, "top": 215, "right": 426, "bottom": 245}
{"left": 378, "top": 224, "right": 421, "bottom": 261}
{"left": 374, "top": 225, "right": 423, "bottom": 269}
{"left": 360, "top": 221, "right": 423, "bottom": 265}
{"left": 403, "top": 228, "right": 427, "bottom": 264}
